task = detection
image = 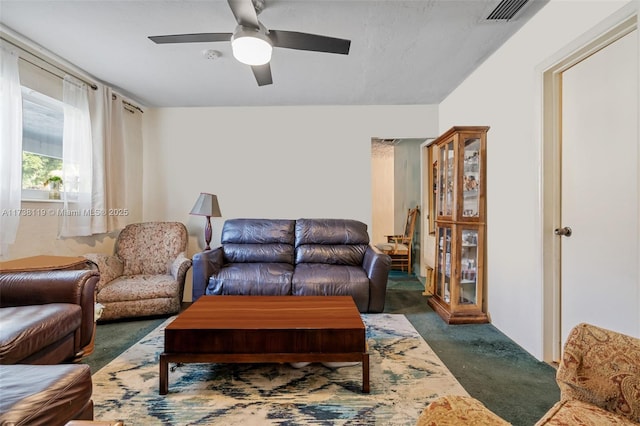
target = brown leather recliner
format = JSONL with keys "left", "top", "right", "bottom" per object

{"left": 0, "top": 269, "right": 99, "bottom": 424}
{"left": 0, "top": 364, "right": 94, "bottom": 424}
{"left": 0, "top": 269, "right": 98, "bottom": 364}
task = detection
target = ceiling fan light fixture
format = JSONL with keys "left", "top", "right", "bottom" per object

{"left": 231, "top": 26, "right": 273, "bottom": 66}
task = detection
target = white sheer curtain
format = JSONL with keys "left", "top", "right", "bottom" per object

{"left": 0, "top": 46, "right": 23, "bottom": 258}
{"left": 60, "top": 80, "right": 138, "bottom": 237}
{"left": 60, "top": 75, "right": 97, "bottom": 237}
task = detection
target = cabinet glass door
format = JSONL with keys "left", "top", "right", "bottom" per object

{"left": 438, "top": 140, "right": 455, "bottom": 217}
{"left": 436, "top": 225, "right": 452, "bottom": 303}
{"left": 462, "top": 137, "right": 481, "bottom": 219}
{"left": 459, "top": 227, "right": 479, "bottom": 306}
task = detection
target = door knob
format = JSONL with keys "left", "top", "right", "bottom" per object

{"left": 554, "top": 226, "right": 572, "bottom": 237}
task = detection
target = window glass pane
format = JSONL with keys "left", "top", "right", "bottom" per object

{"left": 21, "top": 87, "right": 64, "bottom": 191}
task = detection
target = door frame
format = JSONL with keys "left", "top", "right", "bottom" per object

{"left": 540, "top": 9, "right": 638, "bottom": 362}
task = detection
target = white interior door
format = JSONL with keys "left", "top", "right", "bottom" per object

{"left": 559, "top": 29, "right": 638, "bottom": 344}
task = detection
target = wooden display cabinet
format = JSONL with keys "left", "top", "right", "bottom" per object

{"left": 428, "top": 126, "right": 489, "bottom": 324}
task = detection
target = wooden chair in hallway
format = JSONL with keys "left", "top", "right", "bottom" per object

{"left": 376, "top": 206, "right": 419, "bottom": 275}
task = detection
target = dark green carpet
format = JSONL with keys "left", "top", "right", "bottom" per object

{"left": 383, "top": 271, "right": 559, "bottom": 425}
{"left": 85, "top": 272, "right": 559, "bottom": 425}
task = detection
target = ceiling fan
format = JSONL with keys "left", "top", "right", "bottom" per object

{"left": 148, "top": 0, "right": 351, "bottom": 86}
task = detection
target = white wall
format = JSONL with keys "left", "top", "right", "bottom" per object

{"left": 142, "top": 105, "right": 438, "bottom": 261}
{"left": 438, "top": 0, "right": 636, "bottom": 358}
{"left": 7, "top": 201, "right": 117, "bottom": 259}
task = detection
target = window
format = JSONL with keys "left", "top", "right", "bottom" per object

{"left": 21, "top": 87, "right": 64, "bottom": 199}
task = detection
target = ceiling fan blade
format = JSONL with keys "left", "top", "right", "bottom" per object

{"left": 268, "top": 30, "right": 350, "bottom": 55}
{"left": 251, "top": 63, "right": 273, "bottom": 86}
{"left": 149, "top": 33, "right": 232, "bottom": 44}
{"left": 227, "top": 0, "right": 260, "bottom": 28}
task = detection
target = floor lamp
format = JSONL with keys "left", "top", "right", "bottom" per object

{"left": 189, "top": 193, "right": 222, "bottom": 250}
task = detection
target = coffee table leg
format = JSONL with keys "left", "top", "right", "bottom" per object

{"left": 159, "top": 353, "right": 168, "bottom": 395}
{"left": 362, "top": 353, "right": 370, "bottom": 393}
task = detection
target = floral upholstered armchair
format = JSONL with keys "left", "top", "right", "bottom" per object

{"left": 416, "top": 323, "right": 640, "bottom": 425}
{"left": 84, "top": 222, "right": 192, "bottom": 321}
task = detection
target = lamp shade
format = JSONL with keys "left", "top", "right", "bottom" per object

{"left": 189, "top": 193, "right": 222, "bottom": 217}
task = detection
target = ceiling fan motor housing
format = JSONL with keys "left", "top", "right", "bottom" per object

{"left": 231, "top": 24, "right": 273, "bottom": 66}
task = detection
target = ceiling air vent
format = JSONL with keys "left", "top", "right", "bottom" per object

{"left": 487, "top": 0, "right": 530, "bottom": 21}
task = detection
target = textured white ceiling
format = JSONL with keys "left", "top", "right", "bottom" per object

{"left": 0, "top": 0, "right": 548, "bottom": 107}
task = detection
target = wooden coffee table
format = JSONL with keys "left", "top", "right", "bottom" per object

{"left": 159, "top": 295, "right": 369, "bottom": 394}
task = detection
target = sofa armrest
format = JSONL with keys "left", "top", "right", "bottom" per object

{"left": 556, "top": 323, "right": 640, "bottom": 422}
{"left": 171, "top": 252, "right": 192, "bottom": 281}
{"left": 170, "top": 252, "right": 192, "bottom": 302}
{"left": 363, "top": 245, "right": 392, "bottom": 313}
{"left": 83, "top": 253, "right": 123, "bottom": 291}
{"left": 0, "top": 270, "right": 99, "bottom": 348}
{"left": 191, "top": 247, "right": 224, "bottom": 301}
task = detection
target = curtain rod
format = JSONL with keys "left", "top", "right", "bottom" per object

{"left": 112, "top": 94, "right": 144, "bottom": 114}
{"left": 16, "top": 48, "right": 144, "bottom": 113}
{"left": 2, "top": 37, "right": 98, "bottom": 90}
{"left": 2, "top": 37, "right": 144, "bottom": 113}
{"left": 123, "top": 100, "right": 144, "bottom": 114}
{"left": 2, "top": 35, "right": 144, "bottom": 114}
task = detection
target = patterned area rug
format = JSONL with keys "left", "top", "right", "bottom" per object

{"left": 92, "top": 314, "right": 467, "bottom": 425}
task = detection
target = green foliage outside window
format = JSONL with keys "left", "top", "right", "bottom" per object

{"left": 22, "top": 152, "right": 63, "bottom": 190}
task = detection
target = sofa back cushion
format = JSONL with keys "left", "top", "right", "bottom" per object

{"left": 294, "top": 219, "right": 369, "bottom": 265}
{"left": 116, "top": 222, "right": 188, "bottom": 275}
{"left": 222, "top": 219, "right": 295, "bottom": 264}
{"left": 557, "top": 323, "right": 640, "bottom": 422}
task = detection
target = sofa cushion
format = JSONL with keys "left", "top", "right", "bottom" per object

{"left": 0, "top": 304, "right": 81, "bottom": 364}
{"left": 295, "top": 219, "right": 369, "bottom": 246}
{"left": 0, "top": 364, "right": 92, "bottom": 425}
{"left": 223, "top": 243, "right": 294, "bottom": 264}
{"left": 295, "top": 219, "right": 369, "bottom": 265}
{"left": 222, "top": 219, "right": 296, "bottom": 245}
{"left": 292, "top": 264, "right": 370, "bottom": 312}
{"left": 207, "top": 263, "right": 293, "bottom": 296}
{"left": 295, "top": 244, "right": 367, "bottom": 266}
{"left": 221, "top": 219, "right": 295, "bottom": 264}
{"left": 535, "top": 399, "right": 638, "bottom": 426}
{"left": 97, "top": 274, "right": 180, "bottom": 303}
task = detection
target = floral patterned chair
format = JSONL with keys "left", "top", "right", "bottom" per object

{"left": 416, "top": 323, "right": 640, "bottom": 425}
{"left": 84, "top": 222, "right": 192, "bottom": 321}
